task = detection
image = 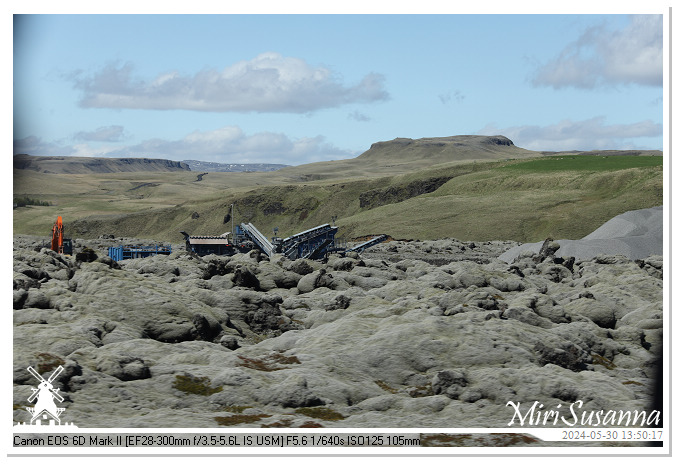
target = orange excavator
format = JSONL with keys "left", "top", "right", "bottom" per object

{"left": 51, "top": 216, "right": 65, "bottom": 253}
{"left": 50, "top": 216, "right": 72, "bottom": 254}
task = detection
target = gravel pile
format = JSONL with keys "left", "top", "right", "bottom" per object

{"left": 499, "top": 207, "right": 663, "bottom": 263}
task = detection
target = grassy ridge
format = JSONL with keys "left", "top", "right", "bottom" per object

{"left": 13, "top": 155, "right": 663, "bottom": 244}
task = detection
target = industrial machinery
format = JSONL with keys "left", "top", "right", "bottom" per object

{"left": 107, "top": 244, "right": 173, "bottom": 262}
{"left": 50, "top": 216, "right": 73, "bottom": 255}
{"left": 180, "top": 231, "right": 234, "bottom": 256}
{"left": 182, "top": 221, "right": 387, "bottom": 260}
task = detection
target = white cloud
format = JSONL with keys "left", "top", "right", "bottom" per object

{"left": 14, "top": 126, "right": 357, "bottom": 165}
{"left": 478, "top": 117, "right": 662, "bottom": 151}
{"left": 112, "top": 126, "right": 356, "bottom": 164}
{"left": 13, "top": 136, "right": 76, "bottom": 156}
{"left": 348, "top": 110, "right": 371, "bottom": 122}
{"left": 72, "top": 53, "right": 389, "bottom": 113}
{"left": 74, "top": 125, "right": 125, "bottom": 142}
{"left": 532, "top": 15, "right": 662, "bottom": 89}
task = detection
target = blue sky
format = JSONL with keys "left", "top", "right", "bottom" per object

{"left": 12, "top": 8, "right": 667, "bottom": 166}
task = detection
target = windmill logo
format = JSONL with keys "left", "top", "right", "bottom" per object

{"left": 15, "top": 365, "right": 77, "bottom": 428}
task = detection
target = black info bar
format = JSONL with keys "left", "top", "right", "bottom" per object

{"left": 14, "top": 433, "right": 423, "bottom": 448}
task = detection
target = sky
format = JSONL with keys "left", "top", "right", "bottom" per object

{"left": 11, "top": 5, "right": 668, "bottom": 166}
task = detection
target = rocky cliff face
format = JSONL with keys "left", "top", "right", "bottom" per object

{"left": 13, "top": 154, "right": 191, "bottom": 174}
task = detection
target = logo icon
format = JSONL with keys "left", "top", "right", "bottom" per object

{"left": 26, "top": 365, "right": 65, "bottom": 425}
{"left": 14, "top": 364, "right": 77, "bottom": 429}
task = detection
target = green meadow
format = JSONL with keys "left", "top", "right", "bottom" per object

{"left": 500, "top": 154, "right": 663, "bottom": 173}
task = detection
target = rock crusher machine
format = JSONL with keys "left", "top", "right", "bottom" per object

{"left": 182, "top": 221, "right": 387, "bottom": 260}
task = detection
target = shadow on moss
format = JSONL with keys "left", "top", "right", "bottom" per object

{"left": 36, "top": 353, "right": 65, "bottom": 375}
{"left": 295, "top": 406, "right": 345, "bottom": 421}
{"left": 214, "top": 414, "right": 271, "bottom": 426}
{"left": 591, "top": 353, "right": 617, "bottom": 370}
{"left": 222, "top": 405, "right": 252, "bottom": 413}
{"left": 375, "top": 380, "right": 398, "bottom": 394}
{"left": 237, "top": 352, "right": 301, "bottom": 372}
{"left": 173, "top": 374, "right": 223, "bottom": 396}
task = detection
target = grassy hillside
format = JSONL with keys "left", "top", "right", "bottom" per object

{"left": 13, "top": 136, "right": 663, "bottom": 244}
{"left": 12, "top": 167, "right": 298, "bottom": 237}
{"left": 338, "top": 159, "right": 662, "bottom": 242}
{"left": 14, "top": 154, "right": 662, "bottom": 244}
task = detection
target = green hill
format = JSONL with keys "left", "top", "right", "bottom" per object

{"left": 13, "top": 137, "right": 663, "bottom": 244}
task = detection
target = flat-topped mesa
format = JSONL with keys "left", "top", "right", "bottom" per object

{"left": 358, "top": 135, "right": 532, "bottom": 164}
{"left": 13, "top": 154, "right": 191, "bottom": 174}
{"left": 368, "top": 135, "right": 515, "bottom": 149}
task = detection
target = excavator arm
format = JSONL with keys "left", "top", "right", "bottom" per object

{"left": 51, "top": 216, "right": 64, "bottom": 254}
